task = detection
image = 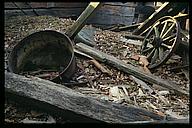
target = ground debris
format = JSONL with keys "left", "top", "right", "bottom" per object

{"left": 5, "top": 15, "right": 189, "bottom": 123}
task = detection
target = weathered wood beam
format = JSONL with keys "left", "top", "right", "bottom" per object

{"left": 75, "top": 43, "right": 189, "bottom": 96}
{"left": 5, "top": 72, "right": 165, "bottom": 123}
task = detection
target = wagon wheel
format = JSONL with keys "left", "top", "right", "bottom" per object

{"left": 140, "top": 16, "right": 181, "bottom": 69}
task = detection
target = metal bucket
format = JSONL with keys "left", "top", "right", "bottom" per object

{"left": 8, "top": 30, "right": 76, "bottom": 82}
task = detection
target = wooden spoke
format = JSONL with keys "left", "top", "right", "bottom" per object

{"left": 142, "top": 47, "right": 153, "bottom": 53}
{"left": 161, "top": 22, "right": 176, "bottom": 38}
{"left": 158, "top": 47, "right": 164, "bottom": 60}
{"left": 161, "top": 43, "right": 172, "bottom": 49}
{"left": 168, "top": 37, "right": 176, "bottom": 43}
{"left": 147, "top": 48, "right": 156, "bottom": 60}
{"left": 151, "top": 48, "right": 159, "bottom": 64}
{"left": 160, "top": 21, "right": 168, "bottom": 38}
{"left": 162, "top": 34, "right": 176, "bottom": 42}
{"left": 154, "top": 26, "right": 160, "bottom": 37}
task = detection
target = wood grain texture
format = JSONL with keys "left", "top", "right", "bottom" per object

{"left": 5, "top": 72, "right": 165, "bottom": 123}
{"left": 4, "top": 2, "right": 136, "bottom": 26}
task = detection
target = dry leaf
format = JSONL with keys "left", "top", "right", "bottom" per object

{"left": 139, "top": 55, "right": 149, "bottom": 67}
{"left": 155, "top": 110, "right": 165, "bottom": 117}
{"left": 122, "top": 50, "right": 128, "bottom": 57}
{"left": 109, "top": 86, "right": 121, "bottom": 98}
{"left": 130, "top": 54, "right": 140, "bottom": 60}
{"left": 138, "top": 88, "right": 145, "bottom": 97}
{"left": 158, "top": 90, "right": 170, "bottom": 96}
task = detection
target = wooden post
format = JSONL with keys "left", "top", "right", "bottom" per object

{"left": 65, "top": 2, "right": 100, "bottom": 39}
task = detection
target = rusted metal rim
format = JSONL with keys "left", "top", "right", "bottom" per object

{"left": 8, "top": 30, "right": 76, "bottom": 82}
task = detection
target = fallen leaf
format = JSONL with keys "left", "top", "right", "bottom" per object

{"left": 158, "top": 90, "right": 170, "bottom": 96}
{"left": 122, "top": 50, "right": 128, "bottom": 57}
{"left": 139, "top": 55, "right": 149, "bottom": 67}
{"left": 130, "top": 54, "right": 140, "bottom": 61}
{"left": 138, "top": 88, "right": 145, "bottom": 97}
{"left": 109, "top": 86, "right": 121, "bottom": 98}
{"left": 156, "top": 110, "right": 165, "bottom": 117}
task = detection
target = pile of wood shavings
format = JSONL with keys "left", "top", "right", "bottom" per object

{"left": 4, "top": 15, "right": 189, "bottom": 123}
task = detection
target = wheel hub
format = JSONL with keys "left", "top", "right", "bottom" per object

{"left": 153, "top": 37, "right": 163, "bottom": 48}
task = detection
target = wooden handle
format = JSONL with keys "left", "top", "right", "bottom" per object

{"left": 65, "top": 2, "right": 100, "bottom": 39}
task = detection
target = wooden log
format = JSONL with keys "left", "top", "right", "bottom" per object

{"left": 5, "top": 72, "right": 165, "bottom": 123}
{"left": 75, "top": 43, "right": 189, "bottom": 96}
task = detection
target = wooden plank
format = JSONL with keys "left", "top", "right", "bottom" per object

{"left": 4, "top": 9, "right": 54, "bottom": 17}
{"left": 98, "top": 4, "right": 135, "bottom": 16}
{"left": 4, "top": 2, "right": 17, "bottom": 8}
{"left": 104, "top": 2, "right": 137, "bottom": 7}
{"left": 53, "top": 2, "right": 88, "bottom": 8}
{"left": 49, "top": 8, "right": 86, "bottom": 18}
{"left": 4, "top": 2, "right": 48, "bottom": 9}
{"left": 88, "top": 13, "right": 134, "bottom": 26}
{"left": 5, "top": 72, "right": 165, "bottom": 123}
{"left": 87, "top": 3, "right": 135, "bottom": 26}
{"left": 4, "top": 2, "right": 135, "bottom": 26}
{"left": 29, "top": 2, "right": 48, "bottom": 8}
{"left": 75, "top": 43, "right": 189, "bottom": 96}
{"left": 47, "top": 2, "right": 55, "bottom": 8}
{"left": 13, "top": 2, "right": 31, "bottom": 8}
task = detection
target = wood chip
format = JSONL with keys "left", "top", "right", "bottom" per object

{"left": 139, "top": 55, "right": 149, "bottom": 67}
